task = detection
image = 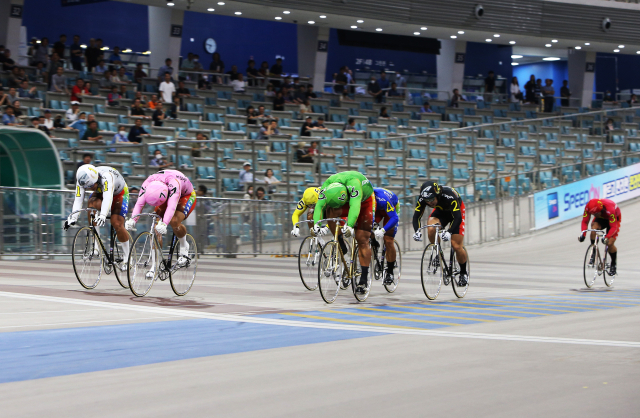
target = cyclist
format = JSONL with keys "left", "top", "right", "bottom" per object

{"left": 412, "top": 181, "right": 468, "bottom": 286}
{"left": 126, "top": 169, "right": 196, "bottom": 271}
{"left": 578, "top": 198, "right": 621, "bottom": 275}
{"left": 290, "top": 187, "right": 321, "bottom": 240}
{"left": 372, "top": 187, "right": 399, "bottom": 285}
{"left": 64, "top": 164, "right": 131, "bottom": 270}
{"left": 313, "top": 171, "right": 375, "bottom": 295}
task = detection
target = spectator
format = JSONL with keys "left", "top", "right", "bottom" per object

{"left": 108, "top": 46, "right": 123, "bottom": 66}
{"left": 176, "top": 81, "right": 190, "bottom": 98}
{"left": 191, "top": 132, "right": 208, "bottom": 157}
{"left": 300, "top": 116, "right": 314, "bottom": 137}
{"left": 561, "top": 80, "right": 571, "bottom": 107}
{"left": 42, "top": 110, "right": 54, "bottom": 129}
{"left": 52, "top": 35, "right": 66, "bottom": 58}
{"left": 128, "top": 118, "right": 150, "bottom": 143}
{"left": 420, "top": 103, "right": 433, "bottom": 113}
{"left": 150, "top": 149, "right": 172, "bottom": 169}
{"left": 53, "top": 115, "right": 66, "bottom": 128}
{"left": 231, "top": 73, "right": 246, "bottom": 92}
{"left": 256, "top": 105, "right": 267, "bottom": 119}
{"left": 50, "top": 67, "right": 69, "bottom": 94}
{"left": 18, "top": 80, "right": 37, "bottom": 99}
{"left": 108, "top": 68, "right": 121, "bottom": 84}
{"left": 152, "top": 106, "right": 165, "bottom": 126}
{"left": 112, "top": 126, "right": 130, "bottom": 144}
{"left": 603, "top": 90, "right": 615, "bottom": 103}
{"left": 85, "top": 38, "right": 101, "bottom": 72}
{"left": 255, "top": 187, "right": 268, "bottom": 201}
{"left": 7, "top": 67, "right": 24, "bottom": 88}
{"left": 181, "top": 52, "right": 195, "bottom": 71}
{"left": 263, "top": 169, "right": 280, "bottom": 194}
{"left": 368, "top": 76, "right": 383, "bottom": 103}
{"left": 246, "top": 106, "right": 259, "bottom": 124}
{"left": 69, "top": 35, "right": 83, "bottom": 71}
{"left": 2, "top": 106, "right": 17, "bottom": 126}
{"left": 270, "top": 58, "right": 283, "bottom": 81}
{"left": 209, "top": 52, "right": 225, "bottom": 73}
{"left": 299, "top": 98, "right": 310, "bottom": 115}
{"left": 334, "top": 66, "right": 348, "bottom": 94}
{"left": 118, "top": 67, "right": 130, "bottom": 83}
{"left": 387, "top": 82, "right": 401, "bottom": 97}
{"left": 31, "top": 37, "right": 49, "bottom": 66}
{"left": 107, "top": 86, "right": 121, "bottom": 106}
{"left": 2, "top": 49, "right": 15, "bottom": 71}
{"left": 130, "top": 99, "right": 149, "bottom": 118}
{"left": 542, "top": 79, "right": 555, "bottom": 113}
{"left": 378, "top": 71, "right": 390, "bottom": 91}
{"left": 147, "top": 95, "right": 160, "bottom": 110}
{"left": 0, "top": 89, "right": 8, "bottom": 107}
{"left": 83, "top": 82, "right": 94, "bottom": 97}
{"left": 12, "top": 100, "right": 24, "bottom": 120}
{"left": 628, "top": 94, "right": 639, "bottom": 106}
{"left": 379, "top": 107, "right": 390, "bottom": 118}
{"left": 313, "top": 117, "right": 328, "bottom": 130}
{"left": 395, "top": 71, "right": 407, "bottom": 89}
{"left": 265, "top": 83, "right": 275, "bottom": 98}
{"left": 134, "top": 91, "right": 148, "bottom": 104}
{"left": 157, "top": 58, "right": 174, "bottom": 80}
{"left": 273, "top": 91, "right": 285, "bottom": 111}
{"left": 67, "top": 112, "right": 87, "bottom": 137}
{"left": 451, "top": 89, "right": 465, "bottom": 108}
{"left": 269, "top": 119, "right": 281, "bottom": 135}
{"left": 70, "top": 79, "right": 88, "bottom": 102}
{"left": 258, "top": 119, "right": 274, "bottom": 139}
{"left": 524, "top": 75, "right": 536, "bottom": 104}
{"left": 295, "top": 141, "right": 313, "bottom": 163}
{"left": 246, "top": 59, "right": 259, "bottom": 86}
{"left": 31, "top": 117, "right": 50, "bottom": 136}
{"left": 168, "top": 96, "right": 183, "bottom": 118}
{"left": 196, "top": 185, "right": 207, "bottom": 197}
{"left": 159, "top": 73, "right": 176, "bottom": 103}
{"left": 307, "top": 141, "right": 334, "bottom": 172}
{"left": 129, "top": 186, "right": 140, "bottom": 195}
{"left": 340, "top": 90, "right": 354, "bottom": 102}
{"left": 239, "top": 162, "right": 254, "bottom": 187}
{"left": 293, "top": 85, "right": 306, "bottom": 104}
{"left": 77, "top": 154, "right": 92, "bottom": 169}
{"left": 66, "top": 102, "right": 81, "bottom": 122}
{"left": 119, "top": 84, "right": 128, "bottom": 99}
{"left": 306, "top": 85, "right": 317, "bottom": 100}
{"left": 510, "top": 77, "right": 522, "bottom": 103}
{"left": 226, "top": 65, "right": 240, "bottom": 81}
{"left": 484, "top": 70, "right": 495, "bottom": 102}
{"left": 82, "top": 120, "right": 103, "bottom": 142}
{"left": 134, "top": 63, "right": 147, "bottom": 85}
{"left": 534, "top": 79, "right": 543, "bottom": 104}
{"left": 34, "top": 62, "right": 46, "bottom": 82}
{"left": 258, "top": 61, "right": 269, "bottom": 79}
{"left": 343, "top": 117, "right": 358, "bottom": 132}
{"left": 282, "top": 86, "right": 294, "bottom": 103}
{"left": 94, "top": 59, "right": 108, "bottom": 74}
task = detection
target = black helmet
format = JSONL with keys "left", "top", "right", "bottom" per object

{"left": 420, "top": 181, "right": 441, "bottom": 202}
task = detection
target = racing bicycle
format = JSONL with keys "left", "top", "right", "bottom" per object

{"left": 371, "top": 226, "right": 401, "bottom": 293}
{"left": 419, "top": 224, "right": 470, "bottom": 300}
{"left": 582, "top": 229, "right": 615, "bottom": 288}
{"left": 127, "top": 213, "right": 198, "bottom": 297}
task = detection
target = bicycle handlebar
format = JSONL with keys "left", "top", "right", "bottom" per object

{"left": 318, "top": 218, "right": 347, "bottom": 227}
{"left": 69, "top": 208, "right": 98, "bottom": 217}
{"left": 418, "top": 224, "right": 442, "bottom": 232}
{"left": 295, "top": 220, "right": 314, "bottom": 227}
{"left": 582, "top": 229, "right": 606, "bottom": 235}
{"left": 133, "top": 213, "right": 161, "bottom": 220}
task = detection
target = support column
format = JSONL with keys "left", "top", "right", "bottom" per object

{"left": 148, "top": 6, "right": 183, "bottom": 75}
{"left": 568, "top": 50, "right": 596, "bottom": 108}
{"left": 436, "top": 39, "right": 466, "bottom": 100}
{"left": 297, "top": 25, "right": 329, "bottom": 91}
{"left": 0, "top": 0, "right": 24, "bottom": 65}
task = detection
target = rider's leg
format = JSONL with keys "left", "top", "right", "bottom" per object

{"left": 110, "top": 214, "right": 130, "bottom": 260}
{"left": 427, "top": 217, "right": 440, "bottom": 243}
{"left": 355, "top": 228, "right": 371, "bottom": 286}
{"left": 169, "top": 211, "right": 189, "bottom": 257}
{"left": 87, "top": 197, "right": 103, "bottom": 253}
{"left": 326, "top": 207, "right": 348, "bottom": 254}
{"left": 607, "top": 237, "right": 617, "bottom": 266}
{"left": 590, "top": 220, "right": 602, "bottom": 244}
{"left": 384, "top": 235, "right": 396, "bottom": 267}
{"left": 451, "top": 234, "right": 467, "bottom": 273}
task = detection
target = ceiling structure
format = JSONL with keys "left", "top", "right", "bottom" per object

{"left": 117, "top": 0, "right": 640, "bottom": 65}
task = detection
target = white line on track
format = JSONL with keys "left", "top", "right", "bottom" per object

{"left": 0, "top": 317, "right": 177, "bottom": 330}
{"left": 1, "top": 291, "right": 639, "bottom": 348}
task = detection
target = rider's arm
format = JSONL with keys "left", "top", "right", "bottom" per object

{"left": 384, "top": 202, "right": 399, "bottom": 232}
{"left": 345, "top": 179, "right": 363, "bottom": 228}
{"left": 98, "top": 172, "right": 116, "bottom": 218}
{"left": 580, "top": 208, "right": 591, "bottom": 236}
{"left": 71, "top": 182, "right": 86, "bottom": 215}
{"left": 412, "top": 197, "right": 426, "bottom": 232}
{"left": 291, "top": 199, "right": 307, "bottom": 228}
{"left": 130, "top": 179, "right": 149, "bottom": 220}
{"left": 161, "top": 178, "right": 182, "bottom": 225}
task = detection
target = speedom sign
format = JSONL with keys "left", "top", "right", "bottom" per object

{"left": 534, "top": 162, "right": 640, "bottom": 229}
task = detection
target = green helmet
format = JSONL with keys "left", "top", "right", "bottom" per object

{"left": 323, "top": 183, "right": 348, "bottom": 208}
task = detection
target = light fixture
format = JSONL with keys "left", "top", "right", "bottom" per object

{"left": 575, "top": 46, "right": 581, "bottom": 50}
{"left": 511, "top": 63, "right": 519, "bottom": 66}
{"left": 485, "top": 39, "right": 492, "bottom": 42}
{"left": 614, "top": 49, "right": 620, "bottom": 52}
{"left": 218, "top": 1, "right": 225, "bottom": 4}
{"left": 123, "top": 49, "right": 132, "bottom": 53}
{"left": 551, "top": 39, "right": 558, "bottom": 43}
{"left": 308, "top": 21, "right": 315, "bottom": 24}
{"left": 493, "top": 34, "right": 500, "bottom": 37}
{"left": 414, "top": 32, "right": 421, "bottom": 35}
{"left": 36, "top": 40, "right": 41, "bottom": 44}
{"left": 450, "top": 35, "right": 457, "bottom": 39}
{"left": 545, "top": 44, "right": 552, "bottom": 47}
{"left": 585, "top": 43, "right": 590, "bottom": 45}
{"left": 458, "top": 31, "right": 464, "bottom": 34}
{"left": 234, "top": 11, "right": 241, "bottom": 15}
{"left": 637, "top": 51, "right": 640, "bottom": 54}
{"left": 357, "top": 20, "right": 364, "bottom": 23}
{"left": 101, "top": 46, "right": 109, "bottom": 50}
{"left": 143, "top": 51, "right": 151, "bottom": 55}
{"left": 421, "top": 27, "right": 428, "bottom": 30}
{"left": 275, "top": 16, "right": 282, "bottom": 20}
{"left": 80, "top": 44, "right": 87, "bottom": 48}
{"left": 207, "top": 8, "right": 214, "bottom": 11}
{"left": 511, "top": 55, "right": 523, "bottom": 59}
{"left": 166, "top": 1, "right": 174, "bottom": 5}
{"left": 618, "top": 45, "right": 625, "bottom": 48}
{"left": 376, "top": 28, "right": 383, "bottom": 32}
{"left": 283, "top": 10, "right": 290, "bottom": 14}
{"left": 351, "top": 26, "right": 358, "bottom": 29}
{"left": 509, "top": 41, "right": 516, "bottom": 45}
{"left": 319, "top": 15, "right": 326, "bottom": 18}
{"left": 543, "top": 57, "right": 561, "bottom": 61}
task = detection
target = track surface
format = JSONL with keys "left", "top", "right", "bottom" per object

{"left": 1, "top": 199, "right": 639, "bottom": 417}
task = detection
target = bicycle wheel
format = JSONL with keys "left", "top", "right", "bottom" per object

{"left": 72, "top": 226, "right": 104, "bottom": 289}
{"left": 452, "top": 247, "right": 470, "bottom": 298}
{"left": 298, "top": 236, "right": 320, "bottom": 291}
{"left": 583, "top": 245, "right": 598, "bottom": 288}
{"left": 351, "top": 243, "right": 371, "bottom": 302}
{"left": 170, "top": 234, "right": 198, "bottom": 296}
{"left": 603, "top": 253, "right": 615, "bottom": 287}
{"left": 318, "top": 241, "right": 341, "bottom": 304}
{"left": 112, "top": 231, "right": 133, "bottom": 289}
{"left": 421, "top": 243, "right": 442, "bottom": 300}
{"left": 128, "top": 231, "right": 161, "bottom": 297}
{"left": 383, "top": 240, "right": 402, "bottom": 293}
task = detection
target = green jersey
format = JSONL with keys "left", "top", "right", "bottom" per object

{"left": 314, "top": 171, "right": 374, "bottom": 228}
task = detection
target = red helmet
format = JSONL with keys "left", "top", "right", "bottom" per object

{"left": 585, "top": 199, "right": 604, "bottom": 215}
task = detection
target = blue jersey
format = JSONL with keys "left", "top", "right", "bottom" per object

{"left": 373, "top": 188, "right": 400, "bottom": 232}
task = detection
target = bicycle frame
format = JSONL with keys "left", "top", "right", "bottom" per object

{"left": 582, "top": 229, "right": 608, "bottom": 267}
{"left": 419, "top": 224, "right": 453, "bottom": 277}
{"left": 69, "top": 208, "right": 117, "bottom": 266}
{"left": 318, "top": 218, "right": 355, "bottom": 278}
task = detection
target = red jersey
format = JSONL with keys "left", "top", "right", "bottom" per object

{"left": 581, "top": 198, "right": 621, "bottom": 239}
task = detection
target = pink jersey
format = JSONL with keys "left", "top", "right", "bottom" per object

{"left": 131, "top": 170, "right": 194, "bottom": 225}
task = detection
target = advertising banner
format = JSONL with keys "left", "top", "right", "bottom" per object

{"left": 534, "top": 162, "right": 640, "bottom": 229}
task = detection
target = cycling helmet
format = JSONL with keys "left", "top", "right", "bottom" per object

{"left": 302, "top": 187, "right": 320, "bottom": 206}
{"left": 420, "top": 181, "right": 441, "bottom": 202}
{"left": 76, "top": 164, "right": 100, "bottom": 188}
{"left": 585, "top": 199, "right": 604, "bottom": 215}
{"left": 144, "top": 181, "right": 169, "bottom": 206}
{"left": 323, "top": 183, "right": 348, "bottom": 208}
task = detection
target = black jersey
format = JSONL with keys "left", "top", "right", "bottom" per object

{"left": 413, "top": 184, "right": 463, "bottom": 232}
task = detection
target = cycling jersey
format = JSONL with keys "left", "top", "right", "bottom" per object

{"left": 292, "top": 187, "right": 320, "bottom": 228}
{"left": 374, "top": 188, "right": 399, "bottom": 234}
{"left": 72, "top": 166, "right": 127, "bottom": 219}
{"left": 413, "top": 183, "right": 464, "bottom": 234}
{"left": 132, "top": 169, "right": 194, "bottom": 225}
{"left": 581, "top": 198, "right": 621, "bottom": 239}
{"left": 314, "top": 171, "right": 374, "bottom": 228}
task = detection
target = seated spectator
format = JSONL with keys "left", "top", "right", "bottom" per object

{"left": 181, "top": 52, "right": 195, "bottom": 71}
{"left": 134, "top": 91, "right": 148, "bottom": 104}
{"left": 128, "top": 118, "right": 150, "bottom": 143}
{"left": 134, "top": 63, "right": 147, "bottom": 85}
{"left": 167, "top": 96, "right": 182, "bottom": 119}
{"left": 243, "top": 186, "right": 254, "bottom": 202}
{"left": 192, "top": 132, "right": 208, "bottom": 157}
{"left": 379, "top": 107, "right": 390, "bottom": 118}
{"left": 196, "top": 184, "right": 207, "bottom": 197}
{"left": 1, "top": 49, "right": 15, "bottom": 71}
{"left": 246, "top": 106, "right": 259, "bottom": 124}
{"left": 343, "top": 117, "right": 358, "bottom": 132}
{"left": 256, "top": 105, "right": 268, "bottom": 119}
{"left": 246, "top": 59, "right": 259, "bottom": 86}
{"left": 18, "top": 80, "right": 37, "bottom": 99}
{"left": 0, "top": 90, "right": 9, "bottom": 107}
{"left": 77, "top": 154, "right": 93, "bottom": 169}
{"left": 307, "top": 140, "right": 335, "bottom": 161}
{"left": 150, "top": 149, "right": 172, "bottom": 169}
{"left": 300, "top": 116, "right": 314, "bottom": 137}
{"left": 265, "top": 83, "right": 275, "bottom": 98}
{"left": 159, "top": 73, "right": 176, "bottom": 103}
{"left": 118, "top": 67, "right": 130, "bottom": 83}
{"left": 387, "top": 82, "right": 401, "bottom": 97}
{"left": 42, "top": 109, "right": 54, "bottom": 129}
{"left": 299, "top": 99, "right": 310, "bottom": 116}
{"left": 67, "top": 112, "right": 87, "bottom": 137}
{"left": 11, "top": 100, "right": 24, "bottom": 121}
{"left": 603, "top": 90, "right": 615, "bottom": 103}
{"left": 112, "top": 126, "right": 130, "bottom": 144}
{"left": 273, "top": 91, "right": 285, "bottom": 111}
{"left": 628, "top": 94, "right": 639, "bottom": 106}
{"left": 269, "top": 119, "right": 280, "bottom": 135}
{"left": 176, "top": 81, "right": 190, "bottom": 98}
{"left": 306, "top": 84, "right": 317, "bottom": 100}
{"left": 152, "top": 106, "right": 165, "bottom": 126}
{"left": 209, "top": 52, "right": 225, "bottom": 77}
{"left": 83, "top": 82, "right": 94, "bottom": 97}
{"left": 70, "top": 79, "right": 88, "bottom": 102}
{"left": 263, "top": 168, "right": 280, "bottom": 194}
{"left": 227, "top": 65, "right": 240, "bottom": 81}
{"left": 53, "top": 115, "right": 66, "bottom": 128}
{"left": 258, "top": 119, "right": 276, "bottom": 139}
{"left": 368, "top": 76, "right": 383, "bottom": 103}
{"left": 270, "top": 58, "right": 283, "bottom": 80}
{"left": 107, "top": 86, "right": 121, "bottom": 106}
{"left": 50, "top": 67, "right": 69, "bottom": 94}
{"left": 604, "top": 118, "right": 615, "bottom": 142}
{"left": 231, "top": 73, "right": 246, "bottom": 92}
{"left": 282, "top": 87, "right": 294, "bottom": 103}
{"left": 130, "top": 99, "right": 150, "bottom": 118}
{"left": 109, "top": 46, "right": 122, "bottom": 65}
{"left": 66, "top": 102, "right": 81, "bottom": 122}
{"left": 293, "top": 85, "right": 306, "bottom": 104}
{"left": 129, "top": 186, "right": 140, "bottom": 195}
{"left": 2, "top": 106, "right": 17, "bottom": 126}
{"left": 451, "top": 88, "right": 465, "bottom": 108}
{"left": 313, "top": 117, "right": 328, "bottom": 130}
{"left": 147, "top": 95, "right": 161, "bottom": 110}
{"left": 108, "top": 68, "right": 121, "bottom": 84}
{"left": 119, "top": 84, "right": 128, "bottom": 99}
{"left": 255, "top": 186, "right": 268, "bottom": 201}
{"left": 420, "top": 103, "right": 433, "bottom": 113}
{"left": 82, "top": 120, "right": 103, "bottom": 142}
{"left": 94, "top": 59, "right": 108, "bottom": 74}
{"left": 31, "top": 117, "right": 50, "bottom": 136}
{"left": 295, "top": 142, "right": 313, "bottom": 163}
{"left": 6, "top": 88, "right": 17, "bottom": 105}
{"left": 258, "top": 61, "right": 269, "bottom": 79}
{"left": 334, "top": 67, "right": 348, "bottom": 94}
{"left": 239, "top": 162, "right": 254, "bottom": 187}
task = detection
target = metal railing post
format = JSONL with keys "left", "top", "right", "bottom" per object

{"left": 448, "top": 129, "right": 453, "bottom": 185}
{"left": 376, "top": 138, "right": 380, "bottom": 186}
{"left": 143, "top": 142, "right": 149, "bottom": 178}
{"left": 403, "top": 136, "right": 407, "bottom": 196}
{"left": 174, "top": 140, "right": 179, "bottom": 170}
{"left": 251, "top": 139, "right": 256, "bottom": 194}
{"left": 286, "top": 142, "right": 291, "bottom": 200}
{"left": 214, "top": 140, "right": 220, "bottom": 197}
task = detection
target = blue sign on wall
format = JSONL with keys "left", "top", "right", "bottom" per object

{"left": 62, "top": 0, "right": 109, "bottom": 6}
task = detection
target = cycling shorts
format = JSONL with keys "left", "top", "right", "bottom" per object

{"left": 155, "top": 190, "right": 197, "bottom": 220}
{"left": 593, "top": 217, "right": 620, "bottom": 240}
{"left": 374, "top": 213, "right": 398, "bottom": 237}
{"left": 340, "top": 195, "right": 376, "bottom": 231}
{"left": 89, "top": 186, "right": 129, "bottom": 218}
{"left": 430, "top": 201, "right": 466, "bottom": 236}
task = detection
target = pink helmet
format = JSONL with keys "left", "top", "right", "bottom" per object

{"left": 143, "top": 181, "right": 169, "bottom": 206}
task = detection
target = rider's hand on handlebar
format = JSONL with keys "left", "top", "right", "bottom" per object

{"left": 342, "top": 225, "right": 354, "bottom": 238}
{"left": 578, "top": 234, "right": 586, "bottom": 243}
{"left": 374, "top": 227, "right": 385, "bottom": 240}
{"left": 156, "top": 221, "right": 168, "bottom": 235}
{"left": 440, "top": 230, "right": 451, "bottom": 242}
{"left": 413, "top": 231, "right": 422, "bottom": 242}
{"left": 94, "top": 214, "right": 107, "bottom": 227}
{"left": 63, "top": 220, "right": 75, "bottom": 231}
{"left": 603, "top": 238, "right": 609, "bottom": 245}
{"left": 125, "top": 219, "right": 137, "bottom": 231}
{"left": 291, "top": 226, "right": 300, "bottom": 237}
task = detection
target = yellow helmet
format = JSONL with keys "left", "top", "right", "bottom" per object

{"left": 302, "top": 187, "right": 320, "bottom": 206}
